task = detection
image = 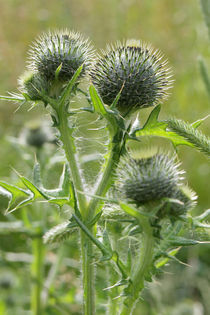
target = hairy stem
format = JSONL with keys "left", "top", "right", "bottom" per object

{"left": 57, "top": 105, "right": 87, "bottom": 213}
{"left": 80, "top": 230, "right": 95, "bottom": 315}
{"left": 57, "top": 104, "right": 95, "bottom": 315}
{"left": 120, "top": 217, "right": 154, "bottom": 315}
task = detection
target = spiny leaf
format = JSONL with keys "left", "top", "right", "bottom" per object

{"left": 167, "top": 117, "right": 210, "bottom": 157}
{"left": 33, "top": 162, "right": 42, "bottom": 188}
{"left": 19, "top": 175, "right": 48, "bottom": 199}
{"left": 0, "top": 181, "right": 32, "bottom": 214}
{"left": 135, "top": 105, "right": 194, "bottom": 147}
{"left": 59, "top": 64, "right": 83, "bottom": 107}
{"left": 155, "top": 247, "right": 180, "bottom": 268}
{"left": 89, "top": 85, "right": 107, "bottom": 115}
{"left": 33, "top": 162, "right": 72, "bottom": 204}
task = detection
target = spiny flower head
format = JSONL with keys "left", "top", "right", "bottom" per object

{"left": 115, "top": 151, "right": 184, "bottom": 206}
{"left": 90, "top": 40, "right": 172, "bottom": 114}
{"left": 18, "top": 71, "right": 49, "bottom": 101}
{"left": 27, "top": 30, "right": 94, "bottom": 83}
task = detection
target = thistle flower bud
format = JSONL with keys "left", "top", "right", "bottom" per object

{"left": 18, "top": 71, "right": 49, "bottom": 101}
{"left": 27, "top": 30, "right": 94, "bottom": 83}
{"left": 115, "top": 152, "right": 184, "bottom": 206}
{"left": 20, "top": 121, "right": 57, "bottom": 148}
{"left": 90, "top": 40, "right": 172, "bottom": 114}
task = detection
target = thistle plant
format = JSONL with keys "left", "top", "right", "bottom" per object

{"left": 0, "top": 29, "right": 210, "bottom": 315}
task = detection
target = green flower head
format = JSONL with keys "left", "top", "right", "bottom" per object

{"left": 115, "top": 151, "right": 183, "bottom": 205}
{"left": 90, "top": 40, "right": 172, "bottom": 114}
{"left": 27, "top": 30, "right": 94, "bottom": 83}
{"left": 18, "top": 71, "right": 49, "bottom": 101}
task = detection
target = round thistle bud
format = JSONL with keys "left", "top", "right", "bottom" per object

{"left": 20, "top": 121, "right": 57, "bottom": 148}
{"left": 18, "top": 71, "right": 49, "bottom": 101}
{"left": 115, "top": 152, "right": 184, "bottom": 205}
{"left": 28, "top": 30, "right": 94, "bottom": 83}
{"left": 90, "top": 40, "right": 172, "bottom": 114}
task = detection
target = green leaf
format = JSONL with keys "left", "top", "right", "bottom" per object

{"left": 59, "top": 164, "right": 71, "bottom": 197}
{"left": 119, "top": 202, "right": 140, "bottom": 219}
{"left": 33, "top": 162, "right": 72, "bottom": 205}
{"left": 59, "top": 65, "right": 83, "bottom": 107}
{"left": 135, "top": 105, "right": 194, "bottom": 147}
{"left": 87, "top": 211, "right": 103, "bottom": 227}
{"left": 55, "top": 63, "right": 63, "bottom": 80}
{"left": 102, "top": 229, "right": 112, "bottom": 253}
{"left": 19, "top": 175, "right": 48, "bottom": 199}
{"left": 0, "top": 181, "right": 32, "bottom": 214}
{"left": 119, "top": 202, "right": 153, "bottom": 219}
{"left": 168, "top": 236, "right": 207, "bottom": 246}
{"left": 110, "top": 84, "right": 123, "bottom": 109}
{"left": 191, "top": 114, "right": 210, "bottom": 129}
{"left": 155, "top": 247, "right": 180, "bottom": 268}
{"left": 48, "top": 198, "right": 70, "bottom": 207}
{"left": 89, "top": 85, "right": 107, "bottom": 115}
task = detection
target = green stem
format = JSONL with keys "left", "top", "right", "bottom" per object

{"left": 57, "top": 104, "right": 95, "bottom": 315}
{"left": 87, "top": 129, "right": 124, "bottom": 219}
{"left": 21, "top": 209, "right": 45, "bottom": 315}
{"left": 107, "top": 231, "right": 120, "bottom": 315}
{"left": 57, "top": 105, "right": 87, "bottom": 213}
{"left": 31, "top": 230, "right": 45, "bottom": 315}
{"left": 120, "top": 217, "right": 154, "bottom": 315}
{"left": 80, "top": 230, "right": 95, "bottom": 315}
{"left": 42, "top": 246, "right": 65, "bottom": 307}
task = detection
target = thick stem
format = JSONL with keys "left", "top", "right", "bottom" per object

{"left": 31, "top": 232, "right": 45, "bottom": 315}
{"left": 120, "top": 217, "right": 154, "bottom": 315}
{"left": 57, "top": 105, "right": 87, "bottom": 213}
{"left": 57, "top": 105, "right": 95, "bottom": 315}
{"left": 80, "top": 230, "right": 95, "bottom": 315}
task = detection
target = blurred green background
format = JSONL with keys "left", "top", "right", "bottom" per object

{"left": 0, "top": 0, "right": 209, "bottom": 314}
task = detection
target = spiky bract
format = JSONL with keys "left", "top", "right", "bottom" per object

{"left": 115, "top": 153, "right": 184, "bottom": 205}
{"left": 18, "top": 71, "right": 49, "bottom": 101}
{"left": 159, "top": 185, "right": 197, "bottom": 219}
{"left": 28, "top": 30, "right": 94, "bottom": 83}
{"left": 90, "top": 40, "right": 172, "bottom": 113}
